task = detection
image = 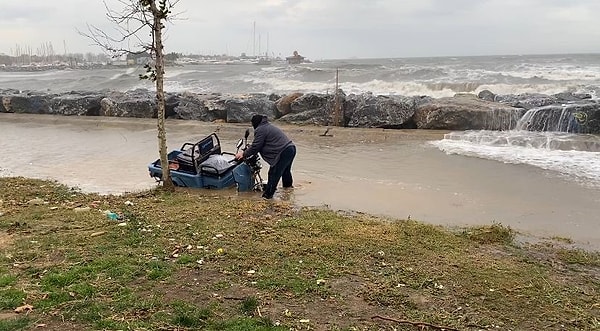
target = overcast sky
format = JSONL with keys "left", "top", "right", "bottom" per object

{"left": 1, "top": 0, "right": 599, "bottom": 60}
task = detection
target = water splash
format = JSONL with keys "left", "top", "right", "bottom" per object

{"left": 515, "top": 104, "right": 590, "bottom": 132}
{"left": 432, "top": 130, "right": 600, "bottom": 188}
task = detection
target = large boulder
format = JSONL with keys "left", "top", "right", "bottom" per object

{"left": 289, "top": 93, "right": 329, "bottom": 114}
{"left": 275, "top": 92, "right": 303, "bottom": 117}
{"left": 1, "top": 92, "right": 52, "bottom": 114}
{"left": 49, "top": 91, "right": 103, "bottom": 116}
{"left": 553, "top": 92, "right": 593, "bottom": 102}
{"left": 225, "top": 94, "right": 276, "bottom": 123}
{"left": 173, "top": 93, "right": 227, "bottom": 121}
{"left": 277, "top": 109, "right": 329, "bottom": 125}
{"left": 347, "top": 94, "right": 418, "bottom": 129}
{"left": 0, "top": 89, "right": 15, "bottom": 112}
{"left": 278, "top": 92, "right": 336, "bottom": 125}
{"left": 516, "top": 102, "right": 600, "bottom": 133}
{"left": 100, "top": 89, "right": 157, "bottom": 118}
{"left": 415, "top": 94, "right": 526, "bottom": 130}
{"left": 494, "top": 93, "right": 559, "bottom": 110}
{"left": 477, "top": 89, "right": 496, "bottom": 102}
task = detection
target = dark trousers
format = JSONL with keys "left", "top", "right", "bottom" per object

{"left": 263, "top": 145, "right": 296, "bottom": 199}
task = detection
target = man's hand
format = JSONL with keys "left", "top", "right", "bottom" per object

{"left": 235, "top": 151, "right": 244, "bottom": 160}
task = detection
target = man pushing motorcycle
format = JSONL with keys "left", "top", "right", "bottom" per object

{"left": 235, "top": 114, "right": 296, "bottom": 199}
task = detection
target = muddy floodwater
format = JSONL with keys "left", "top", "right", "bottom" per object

{"left": 1, "top": 113, "right": 599, "bottom": 250}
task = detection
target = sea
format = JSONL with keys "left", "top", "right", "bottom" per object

{"left": 2, "top": 53, "right": 600, "bottom": 98}
{"left": 1, "top": 53, "right": 600, "bottom": 247}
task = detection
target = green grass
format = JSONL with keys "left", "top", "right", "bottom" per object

{"left": 0, "top": 177, "right": 598, "bottom": 330}
{"left": 461, "top": 222, "right": 515, "bottom": 244}
{"left": 0, "top": 289, "right": 26, "bottom": 310}
{"left": 0, "top": 318, "right": 30, "bottom": 331}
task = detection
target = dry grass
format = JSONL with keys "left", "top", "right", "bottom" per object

{"left": 0, "top": 177, "right": 598, "bottom": 330}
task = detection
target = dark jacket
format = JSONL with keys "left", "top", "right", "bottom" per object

{"left": 243, "top": 117, "right": 294, "bottom": 166}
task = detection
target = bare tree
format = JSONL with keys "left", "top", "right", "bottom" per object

{"left": 82, "top": 0, "right": 179, "bottom": 190}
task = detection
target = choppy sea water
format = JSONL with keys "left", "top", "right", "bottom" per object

{"left": 1, "top": 53, "right": 600, "bottom": 98}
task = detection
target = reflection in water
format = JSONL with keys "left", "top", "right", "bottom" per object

{"left": 1, "top": 113, "right": 600, "bottom": 250}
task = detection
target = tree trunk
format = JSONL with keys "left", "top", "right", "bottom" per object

{"left": 151, "top": 1, "right": 174, "bottom": 190}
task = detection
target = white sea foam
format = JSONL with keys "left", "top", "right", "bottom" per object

{"left": 240, "top": 75, "right": 459, "bottom": 97}
{"left": 474, "top": 83, "right": 579, "bottom": 96}
{"left": 164, "top": 69, "right": 206, "bottom": 78}
{"left": 501, "top": 65, "right": 600, "bottom": 82}
{"left": 431, "top": 130, "right": 600, "bottom": 188}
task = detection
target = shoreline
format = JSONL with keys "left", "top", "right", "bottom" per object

{"left": 2, "top": 113, "right": 600, "bottom": 251}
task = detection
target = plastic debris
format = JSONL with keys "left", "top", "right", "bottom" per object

{"left": 105, "top": 211, "right": 118, "bottom": 220}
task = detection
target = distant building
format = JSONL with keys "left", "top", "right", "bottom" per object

{"left": 136, "top": 57, "right": 151, "bottom": 65}
{"left": 286, "top": 51, "right": 305, "bottom": 64}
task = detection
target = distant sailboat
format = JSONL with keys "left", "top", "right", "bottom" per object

{"left": 255, "top": 32, "right": 272, "bottom": 65}
{"left": 257, "top": 56, "right": 272, "bottom": 65}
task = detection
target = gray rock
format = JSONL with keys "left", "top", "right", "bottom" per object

{"left": 495, "top": 93, "right": 559, "bottom": 110}
{"left": 478, "top": 89, "right": 496, "bottom": 102}
{"left": 289, "top": 93, "right": 329, "bottom": 114}
{"left": 553, "top": 91, "right": 593, "bottom": 102}
{"left": 173, "top": 93, "right": 226, "bottom": 121}
{"left": 275, "top": 92, "right": 303, "bottom": 117}
{"left": 278, "top": 92, "right": 339, "bottom": 126}
{"left": 101, "top": 89, "right": 157, "bottom": 118}
{"left": 347, "top": 95, "right": 417, "bottom": 129}
{"left": 225, "top": 94, "right": 276, "bottom": 123}
{"left": 1, "top": 92, "right": 51, "bottom": 114}
{"left": 415, "top": 94, "right": 525, "bottom": 130}
{"left": 49, "top": 91, "right": 103, "bottom": 116}
{"left": 516, "top": 102, "right": 600, "bottom": 133}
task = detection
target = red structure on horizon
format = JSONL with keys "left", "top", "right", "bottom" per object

{"left": 286, "top": 50, "right": 306, "bottom": 64}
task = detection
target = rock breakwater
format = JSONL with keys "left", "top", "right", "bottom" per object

{"left": 1, "top": 88, "right": 598, "bottom": 133}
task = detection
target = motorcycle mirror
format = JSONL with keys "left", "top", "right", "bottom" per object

{"left": 236, "top": 138, "right": 244, "bottom": 150}
{"left": 244, "top": 128, "right": 250, "bottom": 139}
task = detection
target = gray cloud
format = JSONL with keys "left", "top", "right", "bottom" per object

{"left": 0, "top": 0, "right": 598, "bottom": 59}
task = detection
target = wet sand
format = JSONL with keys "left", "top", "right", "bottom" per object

{"left": 1, "top": 113, "right": 599, "bottom": 250}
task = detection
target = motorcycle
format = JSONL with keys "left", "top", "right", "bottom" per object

{"left": 148, "top": 129, "right": 263, "bottom": 192}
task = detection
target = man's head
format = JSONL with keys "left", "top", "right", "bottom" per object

{"left": 251, "top": 114, "right": 265, "bottom": 129}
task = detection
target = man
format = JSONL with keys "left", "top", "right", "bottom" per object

{"left": 235, "top": 114, "right": 296, "bottom": 199}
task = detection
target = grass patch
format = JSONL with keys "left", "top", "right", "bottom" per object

{"left": 461, "top": 222, "right": 515, "bottom": 244}
{"left": 0, "top": 318, "right": 30, "bottom": 331}
{"left": 0, "top": 177, "right": 598, "bottom": 330}
{"left": 170, "top": 301, "right": 211, "bottom": 328}
{"left": 208, "top": 317, "right": 286, "bottom": 331}
{"left": 0, "top": 288, "right": 26, "bottom": 310}
{"left": 556, "top": 248, "right": 600, "bottom": 267}
{"left": 240, "top": 296, "right": 259, "bottom": 316}
{"left": 0, "top": 275, "right": 16, "bottom": 288}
